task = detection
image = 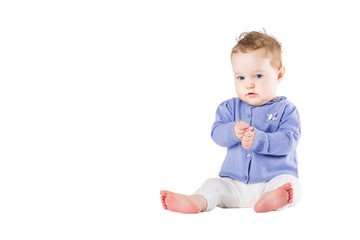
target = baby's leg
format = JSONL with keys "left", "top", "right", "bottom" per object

{"left": 254, "top": 174, "right": 301, "bottom": 213}
{"left": 194, "top": 177, "right": 243, "bottom": 211}
{"left": 160, "top": 191, "right": 207, "bottom": 214}
{"left": 160, "top": 177, "right": 241, "bottom": 213}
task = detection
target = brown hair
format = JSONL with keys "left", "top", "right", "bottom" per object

{"left": 231, "top": 30, "right": 282, "bottom": 69}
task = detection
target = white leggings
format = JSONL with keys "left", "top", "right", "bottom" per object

{"left": 194, "top": 174, "right": 302, "bottom": 211}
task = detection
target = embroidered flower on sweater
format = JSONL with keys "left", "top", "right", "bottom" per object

{"left": 266, "top": 113, "right": 278, "bottom": 121}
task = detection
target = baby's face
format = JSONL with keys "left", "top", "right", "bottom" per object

{"left": 231, "top": 48, "right": 284, "bottom": 106}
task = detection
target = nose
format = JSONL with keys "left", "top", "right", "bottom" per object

{"left": 246, "top": 80, "right": 255, "bottom": 89}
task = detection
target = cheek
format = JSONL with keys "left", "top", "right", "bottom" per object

{"left": 235, "top": 83, "right": 245, "bottom": 93}
{"left": 262, "top": 82, "right": 278, "bottom": 96}
{"left": 261, "top": 79, "right": 277, "bottom": 90}
{"left": 269, "top": 80, "right": 279, "bottom": 90}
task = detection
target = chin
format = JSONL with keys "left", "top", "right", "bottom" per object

{"left": 238, "top": 96, "right": 265, "bottom": 106}
{"left": 247, "top": 99, "right": 267, "bottom": 107}
{"left": 241, "top": 97, "right": 259, "bottom": 106}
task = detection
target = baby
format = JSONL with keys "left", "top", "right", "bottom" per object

{"left": 160, "top": 30, "right": 302, "bottom": 213}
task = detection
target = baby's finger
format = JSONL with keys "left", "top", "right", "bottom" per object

{"left": 238, "top": 121, "right": 249, "bottom": 130}
{"left": 234, "top": 122, "right": 243, "bottom": 131}
{"left": 243, "top": 126, "right": 254, "bottom": 132}
{"left": 244, "top": 131, "right": 254, "bottom": 137}
{"left": 243, "top": 135, "right": 254, "bottom": 142}
{"left": 247, "top": 127, "right": 254, "bottom": 132}
{"left": 242, "top": 143, "right": 250, "bottom": 149}
{"left": 235, "top": 129, "right": 244, "bottom": 134}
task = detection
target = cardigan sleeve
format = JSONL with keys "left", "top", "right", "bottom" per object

{"left": 211, "top": 100, "right": 241, "bottom": 148}
{"left": 251, "top": 105, "right": 301, "bottom": 156}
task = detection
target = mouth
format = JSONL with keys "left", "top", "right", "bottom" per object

{"left": 246, "top": 93, "right": 258, "bottom": 97}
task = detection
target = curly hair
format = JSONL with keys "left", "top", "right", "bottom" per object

{"left": 231, "top": 30, "right": 283, "bottom": 69}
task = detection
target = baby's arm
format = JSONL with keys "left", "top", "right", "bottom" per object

{"left": 251, "top": 106, "right": 301, "bottom": 155}
{"left": 211, "top": 100, "right": 242, "bottom": 147}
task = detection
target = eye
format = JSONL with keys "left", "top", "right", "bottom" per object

{"left": 237, "top": 76, "right": 245, "bottom": 80}
{"left": 255, "top": 74, "right": 263, "bottom": 79}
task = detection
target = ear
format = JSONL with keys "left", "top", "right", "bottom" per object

{"left": 277, "top": 66, "right": 285, "bottom": 83}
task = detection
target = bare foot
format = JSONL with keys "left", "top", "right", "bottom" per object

{"left": 254, "top": 183, "right": 293, "bottom": 213}
{"left": 160, "top": 190, "right": 207, "bottom": 214}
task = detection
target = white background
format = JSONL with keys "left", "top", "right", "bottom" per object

{"left": 1, "top": 0, "right": 359, "bottom": 239}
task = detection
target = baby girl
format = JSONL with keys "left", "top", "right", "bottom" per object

{"left": 160, "top": 30, "right": 302, "bottom": 213}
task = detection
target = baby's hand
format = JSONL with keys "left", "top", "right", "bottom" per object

{"left": 242, "top": 128, "right": 255, "bottom": 150}
{"left": 234, "top": 121, "right": 253, "bottom": 141}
